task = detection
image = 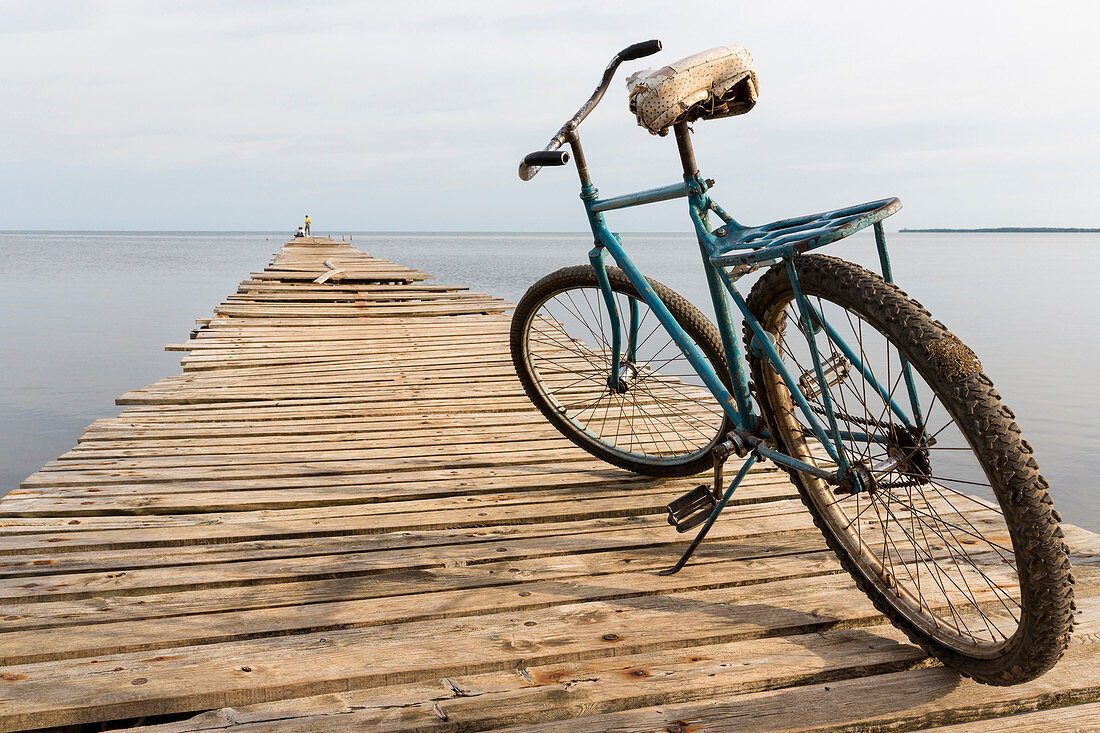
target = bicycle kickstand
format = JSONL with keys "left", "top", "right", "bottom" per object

{"left": 659, "top": 440, "right": 757, "bottom": 576}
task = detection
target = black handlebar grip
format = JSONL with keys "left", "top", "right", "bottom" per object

{"left": 523, "top": 150, "right": 570, "bottom": 167}
{"left": 619, "top": 39, "right": 662, "bottom": 61}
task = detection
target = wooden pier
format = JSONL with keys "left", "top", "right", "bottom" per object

{"left": 3, "top": 236, "right": 1100, "bottom": 732}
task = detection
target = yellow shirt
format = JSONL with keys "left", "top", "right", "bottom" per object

{"left": 305, "top": 217, "right": 311, "bottom": 225}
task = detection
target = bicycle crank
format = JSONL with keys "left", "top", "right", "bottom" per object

{"left": 661, "top": 435, "right": 752, "bottom": 574}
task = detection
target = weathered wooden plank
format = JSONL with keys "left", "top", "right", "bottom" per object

{"left": 0, "top": 546, "right": 844, "bottom": 665}
{"left": 492, "top": 632, "right": 1100, "bottom": 733}
{"left": 0, "top": 529, "right": 832, "bottom": 633}
{"left": 0, "top": 497, "right": 813, "bottom": 558}
{"left": 119, "top": 625, "right": 932, "bottom": 732}
{"left": 1, "top": 471, "right": 791, "bottom": 515}
{"left": 21, "top": 446, "right": 610, "bottom": 487}
{"left": 9, "top": 461, "right": 741, "bottom": 500}
{"left": 916, "top": 702, "right": 1100, "bottom": 731}
{"left": 76, "top": 410, "right": 553, "bottom": 440}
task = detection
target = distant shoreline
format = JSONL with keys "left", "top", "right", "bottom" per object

{"left": 900, "top": 227, "right": 1100, "bottom": 233}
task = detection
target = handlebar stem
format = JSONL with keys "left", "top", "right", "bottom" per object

{"left": 566, "top": 130, "right": 593, "bottom": 188}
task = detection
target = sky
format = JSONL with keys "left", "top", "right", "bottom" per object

{"left": 1, "top": 1, "right": 1097, "bottom": 231}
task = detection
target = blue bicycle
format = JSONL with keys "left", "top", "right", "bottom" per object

{"left": 510, "top": 41, "right": 1073, "bottom": 685}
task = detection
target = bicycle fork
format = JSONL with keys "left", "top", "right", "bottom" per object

{"left": 588, "top": 246, "right": 639, "bottom": 392}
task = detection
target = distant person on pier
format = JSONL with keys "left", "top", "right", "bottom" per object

{"left": 304, "top": 214, "right": 311, "bottom": 236}
{"left": 294, "top": 226, "right": 305, "bottom": 238}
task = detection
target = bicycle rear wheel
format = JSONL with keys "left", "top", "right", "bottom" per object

{"left": 745, "top": 254, "right": 1073, "bottom": 685}
{"left": 511, "top": 265, "right": 732, "bottom": 477}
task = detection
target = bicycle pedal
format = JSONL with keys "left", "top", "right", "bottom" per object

{"left": 666, "top": 485, "right": 718, "bottom": 533}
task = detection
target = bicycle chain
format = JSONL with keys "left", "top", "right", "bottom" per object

{"left": 806, "top": 402, "right": 895, "bottom": 431}
{"left": 802, "top": 404, "right": 931, "bottom": 490}
{"left": 876, "top": 476, "right": 927, "bottom": 489}
{"left": 780, "top": 384, "right": 932, "bottom": 490}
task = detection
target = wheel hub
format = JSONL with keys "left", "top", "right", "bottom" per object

{"left": 607, "top": 361, "right": 638, "bottom": 394}
{"left": 837, "top": 460, "right": 877, "bottom": 495}
{"left": 883, "top": 423, "right": 932, "bottom": 484}
{"left": 835, "top": 425, "right": 932, "bottom": 494}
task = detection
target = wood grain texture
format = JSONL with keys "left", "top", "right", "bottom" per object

{"left": 1, "top": 237, "right": 1095, "bottom": 732}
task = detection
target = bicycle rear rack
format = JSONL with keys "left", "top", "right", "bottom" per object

{"left": 710, "top": 197, "right": 901, "bottom": 269}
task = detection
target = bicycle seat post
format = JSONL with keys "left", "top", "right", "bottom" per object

{"left": 673, "top": 122, "right": 699, "bottom": 178}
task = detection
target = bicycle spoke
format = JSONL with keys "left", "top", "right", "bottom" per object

{"left": 523, "top": 283, "right": 726, "bottom": 464}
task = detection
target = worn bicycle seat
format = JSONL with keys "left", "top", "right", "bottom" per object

{"left": 627, "top": 45, "right": 759, "bottom": 136}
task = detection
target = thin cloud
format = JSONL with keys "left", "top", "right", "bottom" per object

{"left": 0, "top": 0, "right": 1097, "bottom": 229}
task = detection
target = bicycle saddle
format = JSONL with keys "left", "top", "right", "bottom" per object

{"left": 627, "top": 45, "right": 759, "bottom": 136}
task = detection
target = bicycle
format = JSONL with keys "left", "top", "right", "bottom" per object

{"left": 510, "top": 40, "right": 1074, "bottom": 685}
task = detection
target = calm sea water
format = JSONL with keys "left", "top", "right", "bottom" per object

{"left": 1, "top": 231, "right": 1097, "bottom": 530}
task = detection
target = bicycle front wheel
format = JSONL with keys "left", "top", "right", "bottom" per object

{"left": 745, "top": 254, "right": 1073, "bottom": 685}
{"left": 510, "top": 265, "right": 733, "bottom": 477}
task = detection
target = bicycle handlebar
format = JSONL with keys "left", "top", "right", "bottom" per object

{"left": 518, "top": 39, "right": 661, "bottom": 182}
{"left": 523, "top": 150, "right": 571, "bottom": 167}
{"left": 618, "top": 39, "right": 663, "bottom": 62}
